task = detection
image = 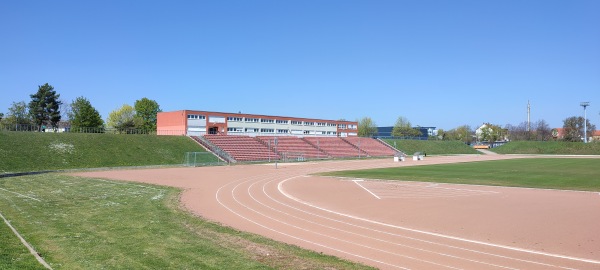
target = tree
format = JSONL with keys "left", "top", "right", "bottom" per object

{"left": 445, "top": 125, "right": 473, "bottom": 144}
{"left": 562, "top": 116, "right": 596, "bottom": 142}
{"left": 391, "top": 116, "right": 420, "bottom": 137}
{"left": 534, "top": 120, "right": 552, "bottom": 141}
{"left": 0, "top": 112, "right": 3, "bottom": 122}
{"left": 29, "top": 83, "right": 62, "bottom": 129}
{"left": 357, "top": 117, "right": 377, "bottom": 137}
{"left": 134, "top": 97, "right": 161, "bottom": 131}
{"left": 1, "top": 101, "right": 32, "bottom": 130}
{"left": 69, "top": 97, "right": 104, "bottom": 132}
{"left": 107, "top": 104, "right": 137, "bottom": 132}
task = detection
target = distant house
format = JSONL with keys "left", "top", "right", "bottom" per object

{"left": 551, "top": 128, "right": 600, "bottom": 142}
{"left": 475, "top": 123, "right": 508, "bottom": 142}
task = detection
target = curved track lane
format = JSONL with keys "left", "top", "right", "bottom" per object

{"left": 74, "top": 156, "right": 600, "bottom": 269}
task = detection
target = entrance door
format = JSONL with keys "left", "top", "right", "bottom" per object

{"left": 208, "top": 127, "right": 218, "bottom": 134}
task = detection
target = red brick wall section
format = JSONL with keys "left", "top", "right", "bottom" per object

{"left": 157, "top": 110, "right": 187, "bottom": 135}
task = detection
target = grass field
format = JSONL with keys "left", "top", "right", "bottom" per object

{"left": 383, "top": 139, "right": 479, "bottom": 155}
{"left": 321, "top": 158, "right": 600, "bottom": 192}
{"left": 0, "top": 174, "right": 375, "bottom": 270}
{"left": 0, "top": 132, "right": 219, "bottom": 173}
{"left": 491, "top": 141, "right": 600, "bottom": 155}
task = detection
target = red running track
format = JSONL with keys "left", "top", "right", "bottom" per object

{"left": 74, "top": 155, "right": 600, "bottom": 269}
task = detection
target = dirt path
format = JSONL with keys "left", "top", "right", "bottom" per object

{"left": 73, "top": 155, "right": 600, "bottom": 269}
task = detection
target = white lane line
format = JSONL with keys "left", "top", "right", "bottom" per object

{"left": 214, "top": 176, "right": 410, "bottom": 270}
{"left": 258, "top": 179, "right": 522, "bottom": 270}
{"left": 275, "top": 176, "right": 571, "bottom": 269}
{"left": 243, "top": 178, "right": 462, "bottom": 270}
{"left": 353, "top": 180, "right": 381, "bottom": 199}
{"left": 0, "top": 188, "right": 41, "bottom": 202}
{"left": 278, "top": 177, "right": 600, "bottom": 266}
{"left": 0, "top": 211, "right": 53, "bottom": 269}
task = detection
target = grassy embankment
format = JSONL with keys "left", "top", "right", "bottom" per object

{"left": 0, "top": 174, "right": 374, "bottom": 269}
{"left": 0, "top": 131, "right": 219, "bottom": 173}
{"left": 321, "top": 158, "right": 600, "bottom": 192}
{"left": 384, "top": 139, "right": 480, "bottom": 155}
{"left": 491, "top": 141, "right": 600, "bottom": 155}
{"left": 1, "top": 132, "right": 374, "bottom": 269}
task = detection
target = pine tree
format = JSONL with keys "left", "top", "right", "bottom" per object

{"left": 29, "top": 83, "right": 62, "bottom": 129}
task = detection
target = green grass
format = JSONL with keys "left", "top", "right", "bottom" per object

{"left": 321, "top": 158, "right": 600, "bottom": 191}
{"left": 0, "top": 174, "right": 375, "bottom": 270}
{"left": 491, "top": 141, "right": 600, "bottom": 155}
{"left": 0, "top": 132, "right": 220, "bottom": 173}
{"left": 383, "top": 139, "right": 479, "bottom": 155}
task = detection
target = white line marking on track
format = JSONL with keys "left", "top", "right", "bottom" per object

{"left": 278, "top": 177, "right": 600, "bottom": 266}
{"left": 0, "top": 188, "right": 41, "bottom": 202}
{"left": 262, "top": 179, "right": 526, "bottom": 269}
{"left": 353, "top": 180, "right": 381, "bottom": 199}
{"left": 215, "top": 177, "right": 410, "bottom": 270}
{"left": 0, "top": 211, "right": 52, "bottom": 269}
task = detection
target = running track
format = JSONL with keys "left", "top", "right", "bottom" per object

{"left": 74, "top": 155, "right": 600, "bottom": 269}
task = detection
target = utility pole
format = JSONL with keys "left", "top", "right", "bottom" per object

{"left": 580, "top": 102, "right": 590, "bottom": 143}
{"left": 527, "top": 100, "right": 531, "bottom": 132}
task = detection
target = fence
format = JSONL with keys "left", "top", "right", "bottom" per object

{"left": 0, "top": 123, "right": 167, "bottom": 135}
{"left": 183, "top": 152, "right": 226, "bottom": 167}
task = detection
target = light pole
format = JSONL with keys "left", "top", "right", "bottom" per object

{"left": 580, "top": 102, "right": 590, "bottom": 143}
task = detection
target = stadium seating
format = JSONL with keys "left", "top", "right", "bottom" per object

{"left": 303, "top": 137, "right": 367, "bottom": 158}
{"left": 203, "top": 135, "right": 279, "bottom": 162}
{"left": 257, "top": 136, "right": 329, "bottom": 159}
{"left": 342, "top": 137, "right": 397, "bottom": 156}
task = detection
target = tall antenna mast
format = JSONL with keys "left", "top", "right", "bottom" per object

{"left": 527, "top": 100, "right": 531, "bottom": 132}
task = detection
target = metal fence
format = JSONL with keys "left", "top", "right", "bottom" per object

{"left": 0, "top": 123, "right": 162, "bottom": 135}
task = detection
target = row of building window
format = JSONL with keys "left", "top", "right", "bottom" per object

{"left": 226, "top": 127, "right": 338, "bottom": 135}
{"left": 188, "top": 115, "right": 357, "bottom": 129}
{"left": 188, "top": 114, "right": 206, "bottom": 120}
{"left": 226, "top": 117, "right": 351, "bottom": 128}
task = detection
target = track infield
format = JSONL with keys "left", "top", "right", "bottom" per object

{"left": 73, "top": 155, "right": 600, "bottom": 269}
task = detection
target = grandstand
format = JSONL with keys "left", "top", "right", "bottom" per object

{"left": 159, "top": 110, "right": 400, "bottom": 162}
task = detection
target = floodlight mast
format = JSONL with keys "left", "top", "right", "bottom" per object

{"left": 580, "top": 102, "right": 590, "bottom": 143}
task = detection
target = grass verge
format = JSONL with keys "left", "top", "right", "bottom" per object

{"left": 0, "top": 174, "right": 374, "bottom": 270}
{"left": 0, "top": 132, "right": 219, "bottom": 173}
{"left": 320, "top": 158, "right": 600, "bottom": 192}
{"left": 383, "top": 139, "right": 479, "bottom": 155}
{"left": 491, "top": 141, "right": 600, "bottom": 155}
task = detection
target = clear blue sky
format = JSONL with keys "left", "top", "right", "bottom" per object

{"left": 1, "top": 0, "right": 599, "bottom": 130}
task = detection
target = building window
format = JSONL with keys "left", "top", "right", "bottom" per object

{"left": 291, "top": 120, "right": 302, "bottom": 125}
{"left": 260, "top": 128, "right": 275, "bottom": 133}
{"left": 261, "top": 119, "right": 275, "bottom": 123}
{"left": 277, "top": 129, "right": 289, "bottom": 134}
{"left": 338, "top": 124, "right": 347, "bottom": 129}
{"left": 276, "top": 119, "right": 288, "bottom": 124}
{"left": 303, "top": 130, "right": 310, "bottom": 134}
{"left": 245, "top": 128, "right": 259, "bottom": 133}
{"left": 187, "top": 114, "right": 206, "bottom": 120}
{"left": 227, "top": 127, "right": 244, "bottom": 133}
{"left": 245, "top": 118, "right": 259, "bottom": 123}
{"left": 317, "top": 122, "right": 326, "bottom": 126}
{"left": 304, "top": 121, "right": 314, "bottom": 126}
{"left": 227, "top": 117, "right": 243, "bottom": 122}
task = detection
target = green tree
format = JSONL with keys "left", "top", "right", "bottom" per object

{"left": 107, "top": 104, "right": 137, "bottom": 133}
{"left": 1, "top": 101, "right": 32, "bottom": 130}
{"left": 446, "top": 125, "right": 473, "bottom": 144}
{"left": 357, "top": 117, "right": 378, "bottom": 137}
{"left": 29, "top": 83, "right": 62, "bottom": 129}
{"left": 391, "top": 116, "right": 420, "bottom": 137}
{"left": 134, "top": 97, "right": 161, "bottom": 131}
{"left": 562, "top": 116, "right": 596, "bottom": 142}
{"left": 69, "top": 96, "right": 104, "bottom": 132}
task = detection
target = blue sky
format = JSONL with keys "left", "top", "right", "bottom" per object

{"left": 1, "top": 0, "right": 599, "bottom": 130}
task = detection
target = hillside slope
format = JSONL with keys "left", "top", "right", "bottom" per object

{"left": 0, "top": 132, "right": 212, "bottom": 173}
